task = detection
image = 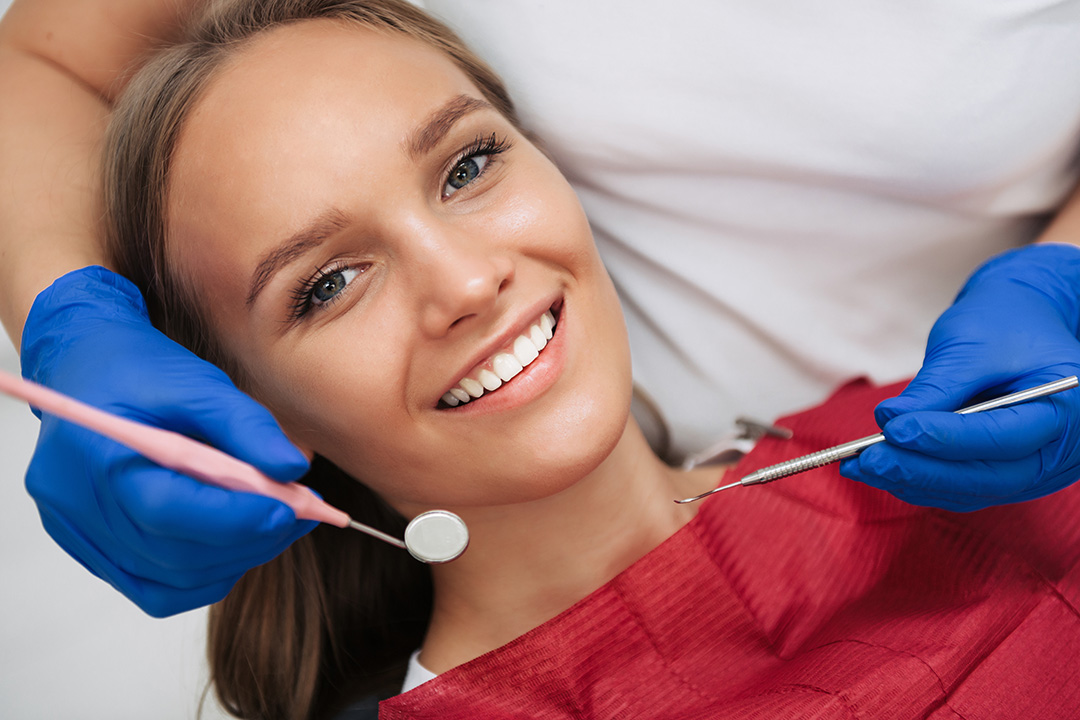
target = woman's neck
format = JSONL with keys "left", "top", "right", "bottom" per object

{"left": 418, "top": 418, "right": 722, "bottom": 674}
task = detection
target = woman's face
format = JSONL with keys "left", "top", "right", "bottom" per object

{"left": 166, "top": 20, "right": 631, "bottom": 513}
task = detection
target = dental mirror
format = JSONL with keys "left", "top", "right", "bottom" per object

{"left": 400, "top": 510, "right": 470, "bottom": 563}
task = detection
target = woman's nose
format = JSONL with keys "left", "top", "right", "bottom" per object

{"left": 416, "top": 234, "right": 515, "bottom": 337}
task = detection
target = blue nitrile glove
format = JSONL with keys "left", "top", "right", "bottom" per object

{"left": 20, "top": 266, "right": 315, "bottom": 617}
{"left": 840, "top": 244, "right": 1080, "bottom": 511}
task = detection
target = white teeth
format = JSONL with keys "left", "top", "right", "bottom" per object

{"left": 460, "top": 377, "right": 484, "bottom": 398}
{"left": 441, "top": 308, "right": 559, "bottom": 407}
{"left": 529, "top": 325, "right": 547, "bottom": 351}
{"left": 540, "top": 311, "right": 555, "bottom": 340}
{"left": 492, "top": 352, "right": 524, "bottom": 382}
{"left": 513, "top": 335, "right": 539, "bottom": 365}
{"left": 478, "top": 368, "right": 503, "bottom": 391}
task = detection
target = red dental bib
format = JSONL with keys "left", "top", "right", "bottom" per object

{"left": 379, "top": 379, "right": 1080, "bottom": 719}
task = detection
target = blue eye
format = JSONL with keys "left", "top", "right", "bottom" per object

{"left": 444, "top": 155, "right": 490, "bottom": 196}
{"left": 289, "top": 264, "right": 365, "bottom": 321}
{"left": 311, "top": 267, "right": 359, "bottom": 306}
{"left": 441, "top": 133, "right": 512, "bottom": 198}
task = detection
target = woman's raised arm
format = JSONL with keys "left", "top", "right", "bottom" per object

{"left": 0, "top": 0, "right": 317, "bottom": 617}
{"left": 0, "top": 0, "right": 198, "bottom": 342}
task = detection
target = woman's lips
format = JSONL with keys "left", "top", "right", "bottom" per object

{"left": 438, "top": 305, "right": 566, "bottom": 417}
{"left": 439, "top": 308, "right": 558, "bottom": 408}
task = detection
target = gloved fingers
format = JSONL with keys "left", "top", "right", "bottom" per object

{"left": 842, "top": 442, "right": 1043, "bottom": 503}
{"left": 126, "top": 573, "right": 246, "bottom": 619}
{"left": 40, "top": 501, "right": 302, "bottom": 609}
{"left": 18, "top": 267, "right": 314, "bottom": 616}
{"left": 38, "top": 507, "right": 237, "bottom": 617}
{"left": 849, "top": 462, "right": 1012, "bottom": 511}
{"left": 105, "top": 521, "right": 310, "bottom": 592}
{"left": 31, "top": 414, "right": 313, "bottom": 547}
{"left": 27, "top": 427, "right": 314, "bottom": 601}
{"left": 37, "top": 507, "right": 111, "bottom": 582}
{"left": 874, "top": 366, "right": 993, "bottom": 426}
{"left": 104, "top": 455, "right": 317, "bottom": 583}
{"left": 125, "top": 572, "right": 248, "bottom": 619}
{"left": 135, "top": 377, "right": 310, "bottom": 483}
{"left": 880, "top": 400, "right": 1064, "bottom": 462}
{"left": 108, "top": 455, "right": 316, "bottom": 547}
{"left": 876, "top": 486, "right": 995, "bottom": 513}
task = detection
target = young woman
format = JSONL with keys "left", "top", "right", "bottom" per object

{"left": 103, "top": 1, "right": 1080, "bottom": 719}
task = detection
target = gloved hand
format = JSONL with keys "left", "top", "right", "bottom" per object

{"left": 841, "top": 243, "right": 1080, "bottom": 512}
{"left": 20, "top": 266, "right": 315, "bottom": 616}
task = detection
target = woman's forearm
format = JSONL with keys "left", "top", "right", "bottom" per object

{"left": 0, "top": 46, "right": 109, "bottom": 345}
{"left": 0, "top": 0, "right": 200, "bottom": 346}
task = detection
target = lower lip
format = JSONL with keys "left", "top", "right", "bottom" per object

{"left": 441, "top": 307, "right": 567, "bottom": 417}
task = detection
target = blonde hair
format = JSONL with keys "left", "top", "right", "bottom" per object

{"left": 104, "top": 2, "right": 521, "bottom": 718}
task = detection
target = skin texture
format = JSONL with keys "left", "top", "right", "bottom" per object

{"left": 0, "top": 0, "right": 206, "bottom": 343}
{"left": 165, "top": 21, "right": 718, "bottom": 672}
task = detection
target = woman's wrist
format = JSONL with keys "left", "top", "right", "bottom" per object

{"left": 19, "top": 266, "right": 143, "bottom": 384}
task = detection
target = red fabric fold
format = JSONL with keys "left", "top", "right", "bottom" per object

{"left": 380, "top": 379, "right": 1080, "bottom": 719}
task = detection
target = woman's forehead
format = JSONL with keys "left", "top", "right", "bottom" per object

{"left": 167, "top": 19, "right": 485, "bottom": 245}
{"left": 195, "top": 19, "right": 474, "bottom": 127}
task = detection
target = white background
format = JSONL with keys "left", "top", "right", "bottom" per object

{"left": 0, "top": 1, "right": 230, "bottom": 717}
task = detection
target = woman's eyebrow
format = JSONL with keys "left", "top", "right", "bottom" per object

{"left": 246, "top": 209, "right": 351, "bottom": 306}
{"left": 407, "top": 94, "right": 493, "bottom": 158}
{"left": 245, "top": 96, "right": 492, "bottom": 308}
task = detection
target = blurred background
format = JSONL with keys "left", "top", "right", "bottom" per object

{"left": 0, "top": 344, "right": 231, "bottom": 720}
{"left": 0, "top": 1, "right": 229, "bottom": 717}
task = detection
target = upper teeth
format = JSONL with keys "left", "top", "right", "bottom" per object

{"left": 441, "top": 310, "right": 556, "bottom": 407}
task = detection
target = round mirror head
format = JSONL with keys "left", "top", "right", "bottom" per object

{"left": 404, "top": 510, "right": 469, "bottom": 563}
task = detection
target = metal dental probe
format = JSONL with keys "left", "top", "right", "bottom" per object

{"left": 675, "top": 375, "right": 1080, "bottom": 505}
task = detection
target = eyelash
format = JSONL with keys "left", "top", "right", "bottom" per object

{"left": 287, "top": 133, "right": 513, "bottom": 321}
{"left": 443, "top": 132, "right": 513, "bottom": 197}
{"left": 288, "top": 260, "right": 360, "bottom": 321}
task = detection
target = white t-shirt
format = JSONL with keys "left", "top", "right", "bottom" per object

{"left": 402, "top": 650, "right": 437, "bottom": 693}
{"left": 420, "top": 0, "right": 1080, "bottom": 459}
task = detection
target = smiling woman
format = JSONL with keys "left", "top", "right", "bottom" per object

{"left": 101, "top": 1, "right": 1080, "bottom": 720}
{"left": 152, "top": 12, "right": 634, "bottom": 510}
{"left": 104, "top": 0, "right": 681, "bottom": 716}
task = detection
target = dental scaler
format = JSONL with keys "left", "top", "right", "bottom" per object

{"left": 677, "top": 376, "right": 1079, "bottom": 505}
{"left": 0, "top": 368, "right": 468, "bottom": 564}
